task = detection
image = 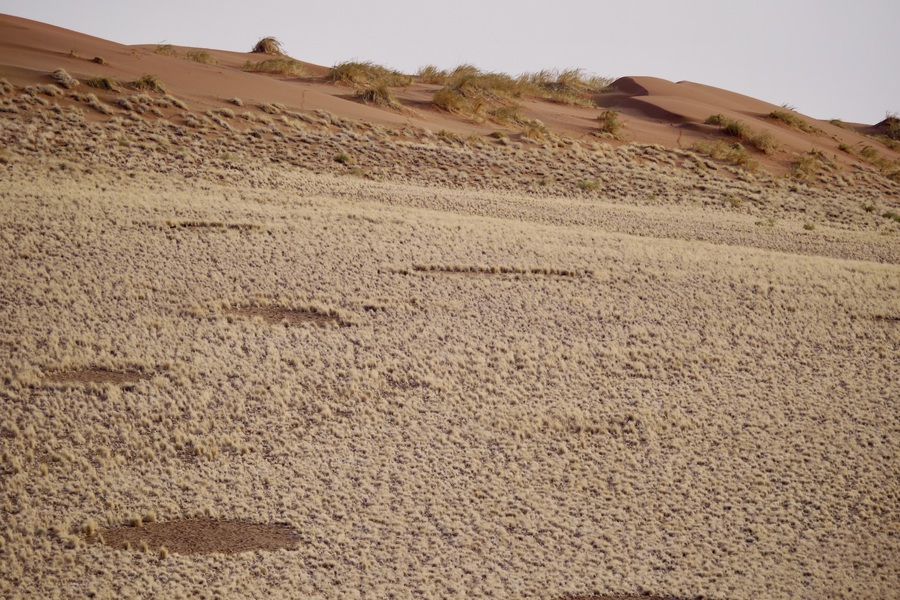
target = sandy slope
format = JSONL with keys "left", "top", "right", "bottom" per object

{"left": 1, "top": 12, "right": 899, "bottom": 600}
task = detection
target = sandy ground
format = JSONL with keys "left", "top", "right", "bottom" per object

{"left": 1, "top": 12, "right": 899, "bottom": 600}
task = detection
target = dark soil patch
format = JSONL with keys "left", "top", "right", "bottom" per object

{"left": 165, "top": 220, "right": 261, "bottom": 231}
{"left": 227, "top": 306, "right": 347, "bottom": 327}
{"left": 43, "top": 368, "right": 148, "bottom": 388}
{"left": 92, "top": 519, "right": 301, "bottom": 555}
{"left": 407, "top": 265, "right": 592, "bottom": 278}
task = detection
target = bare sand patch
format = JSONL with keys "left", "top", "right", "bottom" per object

{"left": 227, "top": 306, "right": 348, "bottom": 327}
{"left": 92, "top": 519, "right": 301, "bottom": 555}
{"left": 42, "top": 368, "right": 149, "bottom": 388}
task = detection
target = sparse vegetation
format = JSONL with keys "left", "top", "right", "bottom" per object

{"left": 596, "top": 109, "right": 624, "bottom": 138}
{"left": 354, "top": 84, "right": 403, "bottom": 110}
{"left": 242, "top": 58, "right": 306, "bottom": 76}
{"left": 768, "top": 109, "right": 820, "bottom": 134}
{"left": 691, "top": 140, "right": 758, "bottom": 170}
{"left": 186, "top": 50, "right": 218, "bottom": 65}
{"left": 154, "top": 44, "right": 177, "bottom": 57}
{"left": 85, "top": 76, "right": 123, "bottom": 93}
{"left": 51, "top": 69, "right": 79, "bottom": 89}
{"left": 792, "top": 149, "right": 833, "bottom": 181}
{"left": 131, "top": 74, "right": 166, "bottom": 93}
{"left": 329, "top": 61, "right": 412, "bottom": 87}
{"left": 705, "top": 113, "right": 779, "bottom": 155}
{"left": 251, "top": 36, "right": 285, "bottom": 55}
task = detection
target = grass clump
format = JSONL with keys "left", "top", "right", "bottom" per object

{"left": 882, "top": 210, "right": 900, "bottom": 223}
{"left": 0, "top": 78, "right": 14, "bottom": 96}
{"left": 518, "top": 68, "right": 612, "bottom": 107}
{"left": 329, "top": 61, "right": 412, "bottom": 87}
{"left": 432, "top": 66, "right": 526, "bottom": 123}
{"left": 792, "top": 149, "right": 833, "bottom": 182}
{"left": 252, "top": 37, "right": 285, "bottom": 55}
{"left": 596, "top": 109, "right": 624, "bottom": 139}
{"left": 417, "top": 65, "right": 450, "bottom": 85}
{"left": 705, "top": 113, "right": 779, "bottom": 155}
{"left": 334, "top": 152, "right": 353, "bottom": 164}
{"left": 768, "top": 110, "right": 820, "bottom": 134}
{"left": 132, "top": 74, "right": 166, "bottom": 93}
{"left": 154, "top": 44, "right": 178, "bottom": 57}
{"left": 85, "top": 76, "right": 123, "bottom": 93}
{"left": 354, "top": 85, "right": 403, "bottom": 110}
{"left": 242, "top": 58, "right": 306, "bottom": 76}
{"left": 692, "top": 140, "right": 758, "bottom": 170}
{"left": 51, "top": 69, "right": 79, "bottom": 90}
{"left": 186, "top": 50, "right": 218, "bottom": 65}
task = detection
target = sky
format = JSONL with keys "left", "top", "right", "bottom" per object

{"left": 4, "top": 0, "right": 898, "bottom": 124}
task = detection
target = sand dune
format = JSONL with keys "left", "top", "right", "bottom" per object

{"left": 1, "top": 12, "right": 898, "bottom": 600}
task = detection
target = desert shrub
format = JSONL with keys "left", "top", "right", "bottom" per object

{"left": 71, "top": 92, "right": 113, "bottom": 115}
{"left": 518, "top": 68, "right": 611, "bottom": 107}
{"left": 577, "top": 180, "right": 600, "bottom": 191}
{"left": 0, "top": 78, "right": 14, "bottom": 96}
{"left": 92, "top": 56, "right": 105, "bottom": 65}
{"left": 691, "top": 140, "right": 758, "bottom": 170}
{"left": 252, "top": 37, "right": 284, "bottom": 55}
{"left": 229, "top": 97, "right": 244, "bottom": 106}
{"left": 705, "top": 114, "right": 779, "bottom": 155}
{"left": 132, "top": 74, "right": 166, "bottom": 93}
{"left": 792, "top": 149, "right": 832, "bottom": 181}
{"left": 242, "top": 58, "right": 306, "bottom": 76}
{"left": 829, "top": 118, "right": 849, "bottom": 129}
{"left": 330, "top": 61, "right": 412, "bottom": 87}
{"left": 431, "top": 67, "right": 526, "bottom": 122}
{"left": 417, "top": 65, "right": 449, "bottom": 84}
{"left": 334, "top": 152, "right": 352, "bottom": 164}
{"left": 186, "top": 50, "right": 218, "bottom": 65}
{"left": 354, "top": 85, "right": 403, "bottom": 110}
{"left": 883, "top": 114, "right": 900, "bottom": 141}
{"left": 154, "top": 44, "right": 177, "bottom": 57}
{"left": 803, "top": 223, "right": 815, "bottom": 230}
{"left": 85, "top": 76, "right": 123, "bottom": 92}
{"left": 522, "top": 120, "right": 549, "bottom": 141}
{"left": 596, "top": 109, "right": 624, "bottom": 138}
{"left": 768, "top": 110, "right": 820, "bottom": 133}
{"left": 26, "top": 84, "right": 64, "bottom": 97}
{"left": 259, "top": 102, "right": 285, "bottom": 115}
{"left": 882, "top": 210, "right": 900, "bottom": 222}
{"left": 51, "top": 69, "right": 79, "bottom": 89}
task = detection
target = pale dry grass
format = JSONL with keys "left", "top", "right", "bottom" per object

{"left": 0, "top": 93, "right": 898, "bottom": 600}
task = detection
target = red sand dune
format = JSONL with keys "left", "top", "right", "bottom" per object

{"left": 1, "top": 12, "right": 897, "bottom": 177}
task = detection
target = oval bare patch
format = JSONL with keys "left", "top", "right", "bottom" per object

{"left": 43, "top": 369, "right": 148, "bottom": 387}
{"left": 92, "top": 519, "right": 301, "bottom": 555}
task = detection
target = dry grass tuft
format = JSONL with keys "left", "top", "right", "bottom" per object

{"left": 705, "top": 113, "right": 779, "bottom": 155}
{"left": 596, "top": 109, "right": 625, "bottom": 139}
{"left": 691, "top": 140, "right": 758, "bottom": 170}
{"left": 768, "top": 109, "right": 821, "bottom": 134}
{"left": 251, "top": 36, "right": 285, "bottom": 55}
{"left": 154, "top": 44, "right": 178, "bottom": 57}
{"left": 354, "top": 84, "right": 404, "bottom": 110}
{"left": 330, "top": 61, "right": 412, "bottom": 88}
{"left": 242, "top": 58, "right": 306, "bottom": 76}
{"left": 131, "top": 74, "right": 166, "bottom": 93}
{"left": 50, "top": 69, "right": 79, "bottom": 89}
{"left": 186, "top": 50, "right": 218, "bottom": 65}
{"left": 85, "top": 76, "right": 123, "bottom": 93}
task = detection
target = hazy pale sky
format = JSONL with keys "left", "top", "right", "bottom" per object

{"left": 4, "top": 0, "right": 898, "bottom": 124}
